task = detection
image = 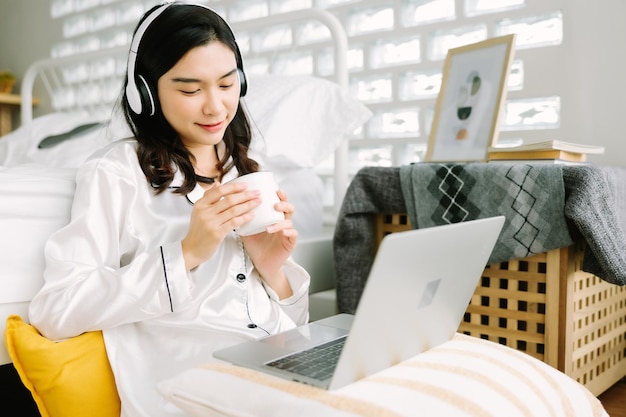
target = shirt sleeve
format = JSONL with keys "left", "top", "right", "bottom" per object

{"left": 260, "top": 258, "right": 310, "bottom": 326}
{"left": 28, "top": 146, "right": 192, "bottom": 341}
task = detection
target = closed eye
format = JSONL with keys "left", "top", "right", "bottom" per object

{"left": 180, "top": 89, "right": 200, "bottom": 95}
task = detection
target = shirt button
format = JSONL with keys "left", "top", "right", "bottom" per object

{"left": 247, "top": 324, "right": 257, "bottom": 329}
{"left": 236, "top": 273, "right": 246, "bottom": 282}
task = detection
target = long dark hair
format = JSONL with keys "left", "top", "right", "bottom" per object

{"left": 122, "top": 3, "right": 258, "bottom": 194}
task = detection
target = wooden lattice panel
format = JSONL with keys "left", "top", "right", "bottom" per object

{"left": 461, "top": 255, "right": 552, "bottom": 363}
{"left": 373, "top": 213, "right": 626, "bottom": 395}
{"left": 562, "top": 242, "right": 626, "bottom": 395}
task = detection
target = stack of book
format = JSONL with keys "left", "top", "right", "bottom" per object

{"left": 487, "top": 140, "right": 605, "bottom": 164}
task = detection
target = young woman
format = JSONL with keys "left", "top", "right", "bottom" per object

{"left": 28, "top": 3, "right": 310, "bottom": 416}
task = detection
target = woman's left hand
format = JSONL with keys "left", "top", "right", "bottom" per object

{"left": 241, "top": 189, "right": 297, "bottom": 299}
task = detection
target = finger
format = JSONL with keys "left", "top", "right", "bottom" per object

{"left": 266, "top": 217, "right": 294, "bottom": 234}
{"left": 201, "top": 181, "right": 249, "bottom": 204}
{"left": 217, "top": 195, "right": 263, "bottom": 230}
{"left": 276, "top": 189, "right": 288, "bottom": 202}
{"left": 274, "top": 200, "right": 295, "bottom": 220}
{"left": 196, "top": 189, "right": 262, "bottom": 233}
{"left": 201, "top": 187, "right": 261, "bottom": 217}
{"left": 278, "top": 226, "right": 299, "bottom": 247}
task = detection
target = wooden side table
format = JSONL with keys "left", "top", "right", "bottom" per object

{"left": 0, "top": 93, "right": 39, "bottom": 136}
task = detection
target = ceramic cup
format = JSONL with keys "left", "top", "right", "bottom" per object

{"left": 227, "top": 171, "right": 284, "bottom": 236}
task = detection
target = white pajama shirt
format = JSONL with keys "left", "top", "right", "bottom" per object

{"left": 28, "top": 138, "right": 310, "bottom": 417}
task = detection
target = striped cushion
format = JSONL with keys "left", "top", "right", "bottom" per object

{"left": 158, "top": 334, "right": 608, "bottom": 417}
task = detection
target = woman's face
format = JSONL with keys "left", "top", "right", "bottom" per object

{"left": 157, "top": 41, "right": 241, "bottom": 151}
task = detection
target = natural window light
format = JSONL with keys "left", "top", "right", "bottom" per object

{"left": 465, "top": 0, "right": 525, "bottom": 17}
{"left": 49, "top": 0, "right": 565, "bottom": 208}
{"left": 404, "top": 0, "right": 455, "bottom": 26}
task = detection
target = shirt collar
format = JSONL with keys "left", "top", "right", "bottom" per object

{"left": 171, "top": 159, "right": 238, "bottom": 204}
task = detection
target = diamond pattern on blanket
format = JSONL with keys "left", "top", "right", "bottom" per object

{"left": 496, "top": 165, "right": 551, "bottom": 256}
{"left": 427, "top": 164, "right": 480, "bottom": 224}
{"left": 426, "top": 164, "right": 556, "bottom": 256}
{"left": 400, "top": 162, "right": 573, "bottom": 264}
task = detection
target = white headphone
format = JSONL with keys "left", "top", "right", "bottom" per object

{"left": 125, "top": 2, "right": 247, "bottom": 116}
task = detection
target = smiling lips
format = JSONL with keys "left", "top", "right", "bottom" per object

{"left": 198, "top": 121, "right": 224, "bottom": 133}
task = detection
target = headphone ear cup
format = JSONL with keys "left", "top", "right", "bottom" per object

{"left": 126, "top": 75, "right": 143, "bottom": 115}
{"left": 238, "top": 68, "right": 247, "bottom": 97}
{"left": 136, "top": 74, "right": 156, "bottom": 116}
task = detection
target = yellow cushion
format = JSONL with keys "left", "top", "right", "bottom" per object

{"left": 4, "top": 315, "right": 120, "bottom": 417}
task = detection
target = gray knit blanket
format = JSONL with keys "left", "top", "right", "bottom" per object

{"left": 333, "top": 164, "right": 626, "bottom": 314}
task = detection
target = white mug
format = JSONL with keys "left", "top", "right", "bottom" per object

{"left": 227, "top": 172, "right": 284, "bottom": 236}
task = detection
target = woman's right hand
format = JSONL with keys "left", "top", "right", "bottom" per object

{"left": 181, "top": 181, "right": 261, "bottom": 270}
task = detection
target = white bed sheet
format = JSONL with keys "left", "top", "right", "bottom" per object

{"left": 0, "top": 165, "right": 75, "bottom": 364}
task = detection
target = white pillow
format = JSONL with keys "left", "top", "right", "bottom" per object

{"left": 244, "top": 74, "right": 372, "bottom": 169}
{"left": 0, "top": 164, "right": 76, "bottom": 364}
{"left": 0, "top": 111, "right": 131, "bottom": 168}
{"left": 158, "top": 334, "right": 608, "bottom": 417}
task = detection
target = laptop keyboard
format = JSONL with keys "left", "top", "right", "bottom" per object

{"left": 265, "top": 336, "right": 347, "bottom": 380}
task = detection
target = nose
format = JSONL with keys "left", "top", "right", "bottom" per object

{"left": 202, "top": 90, "right": 225, "bottom": 115}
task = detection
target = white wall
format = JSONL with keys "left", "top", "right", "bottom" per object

{"left": 0, "top": 0, "right": 624, "bottom": 167}
{"left": 0, "top": 0, "right": 62, "bottom": 122}
{"left": 0, "top": 1, "right": 60, "bottom": 83}
{"left": 562, "top": 0, "right": 626, "bottom": 167}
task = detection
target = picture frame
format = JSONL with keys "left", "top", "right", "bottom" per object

{"left": 425, "top": 34, "right": 515, "bottom": 162}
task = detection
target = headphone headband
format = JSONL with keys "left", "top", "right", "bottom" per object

{"left": 126, "top": 2, "right": 247, "bottom": 116}
{"left": 130, "top": 3, "right": 170, "bottom": 55}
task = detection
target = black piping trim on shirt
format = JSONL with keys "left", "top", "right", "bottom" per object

{"left": 245, "top": 299, "right": 270, "bottom": 336}
{"left": 165, "top": 185, "right": 194, "bottom": 206}
{"left": 160, "top": 246, "right": 174, "bottom": 312}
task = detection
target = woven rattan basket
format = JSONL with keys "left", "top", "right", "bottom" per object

{"left": 374, "top": 213, "right": 626, "bottom": 396}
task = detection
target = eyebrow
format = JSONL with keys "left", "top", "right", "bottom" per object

{"left": 170, "top": 68, "right": 238, "bottom": 84}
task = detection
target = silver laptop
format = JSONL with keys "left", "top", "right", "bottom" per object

{"left": 213, "top": 216, "right": 505, "bottom": 390}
